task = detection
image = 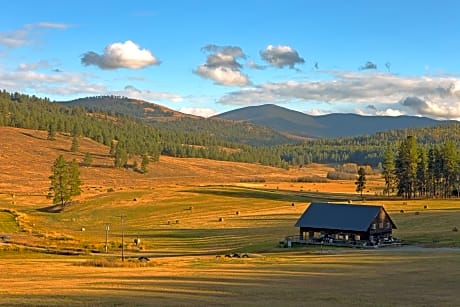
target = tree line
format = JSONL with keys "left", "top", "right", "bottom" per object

{"left": 383, "top": 136, "right": 460, "bottom": 199}
{"left": 2, "top": 90, "right": 460, "bottom": 170}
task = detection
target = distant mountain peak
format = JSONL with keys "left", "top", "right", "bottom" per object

{"left": 214, "top": 104, "right": 452, "bottom": 138}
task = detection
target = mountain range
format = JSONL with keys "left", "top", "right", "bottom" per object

{"left": 213, "top": 104, "right": 453, "bottom": 138}
{"left": 61, "top": 97, "right": 453, "bottom": 140}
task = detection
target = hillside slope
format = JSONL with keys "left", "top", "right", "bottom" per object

{"left": 214, "top": 104, "right": 451, "bottom": 138}
{"left": 0, "top": 127, "right": 329, "bottom": 195}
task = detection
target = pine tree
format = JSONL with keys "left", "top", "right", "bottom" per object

{"left": 48, "top": 155, "right": 81, "bottom": 206}
{"left": 382, "top": 146, "right": 395, "bottom": 196}
{"left": 141, "top": 154, "right": 149, "bottom": 174}
{"left": 71, "top": 136, "right": 79, "bottom": 152}
{"left": 82, "top": 152, "right": 93, "bottom": 166}
{"left": 416, "top": 147, "right": 428, "bottom": 197}
{"left": 395, "top": 136, "right": 418, "bottom": 198}
{"left": 114, "top": 145, "right": 128, "bottom": 168}
{"left": 47, "top": 123, "right": 56, "bottom": 140}
{"left": 355, "top": 167, "right": 366, "bottom": 197}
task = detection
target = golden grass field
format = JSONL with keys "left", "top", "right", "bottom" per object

{"left": 1, "top": 126, "right": 460, "bottom": 306}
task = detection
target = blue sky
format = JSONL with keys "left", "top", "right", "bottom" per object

{"left": 1, "top": 0, "right": 459, "bottom": 118}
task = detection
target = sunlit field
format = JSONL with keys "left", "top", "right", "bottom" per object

{"left": 1, "top": 127, "right": 460, "bottom": 306}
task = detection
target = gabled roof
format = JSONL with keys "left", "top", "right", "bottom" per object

{"left": 295, "top": 202, "right": 396, "bottom": 232}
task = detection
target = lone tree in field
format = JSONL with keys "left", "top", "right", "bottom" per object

{"left": 48, "top": 155, "right": 81, "bottom": 206}
{"left": 355, "top": 167, "right": 366, "bottom": 197}
{"left": 141, "top": 154, "right": 149, "bottom": 174}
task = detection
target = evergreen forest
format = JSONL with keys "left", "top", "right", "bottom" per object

{"left": 1, "top": 90, "right": 460, "bottom": 171}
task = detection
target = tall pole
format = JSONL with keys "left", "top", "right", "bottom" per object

{"left": 105, "top": 224, "right": 110, "bottom": 254}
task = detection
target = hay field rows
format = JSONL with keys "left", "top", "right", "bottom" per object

{"left": 1, "top": 126, "right": 460, "bottom": 306}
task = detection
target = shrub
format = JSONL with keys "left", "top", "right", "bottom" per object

{"left": 291, "top": 176, "right": 328, "bottom": 183}
{"left": 326, "top": 171, "right": 357, "bottom": 180}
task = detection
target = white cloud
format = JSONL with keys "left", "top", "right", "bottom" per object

{"left": 218, "top": 72, "right": 460, "bottom": 119}
{"left": 260, "top": 45, "right": 305, "bottom": 69}
{"left": 194, "top": 44, "right": 250, "bottom": 86}
{"left": 81, "top": 40, "right": 159, "bottom": 70}
{"left": 179, "top": 107, "right": 217, "bottom": 118}
{"left": 113, "top": 85, "right": 183, "bottom": 103}
{"left": 195, "top": 65, "right": 249, "bottom": 87}
{"left": 247, "top": 60, "right": 265, "bottom": 70}
{"left": 0, "top": 22, "right": 71, "bottom": 49}
{"left": 376, "top": 108, "right": 405, "bottom": 116}
{"left": 16, "top": 60, "right": 50, "bottom": 71}
{"left": 0, "top": 69, "right": 106, "bottom": 97}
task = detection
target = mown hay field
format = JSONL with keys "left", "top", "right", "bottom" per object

{"left": 1, "top": 127, "right": 460, "bottom": 306}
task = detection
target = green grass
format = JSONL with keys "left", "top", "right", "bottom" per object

{"left": 3, "top": 186, "right": 460, "bottom": 253}
{"left": 0, "top": 210, "right": 20, "bottom": 233}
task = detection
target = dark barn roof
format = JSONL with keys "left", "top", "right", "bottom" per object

{"left": 295, "top": 202, "right": 396, "bottom": 232}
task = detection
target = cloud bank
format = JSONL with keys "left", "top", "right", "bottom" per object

{"left": 218, "top": 72, "right": 460, "bottom": 119}
{"left": 194, "top": 44, "right": 250, "bottom": 86}
{"left": 260, "top": 45, "right": 304, "bottom": 69}
{"left": 81, "top": 40, "right": 159, "bottom": 70}
{"left": 0, "top": 22, "right": 71, "bottom": 49}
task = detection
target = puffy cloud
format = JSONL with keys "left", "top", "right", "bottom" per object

{"left": 194, "top": 44, "right": 250, "bottom": 86}
{"left": 81, "top": 40, "right": 159, "bottom": 70}
{"left": 218, "top": 72, "right": 460, "bottom": 119}
{"left": 179, "top": 107, "right": 217, "bottom": 118}
{"left": 0, "top": 22, "right": 71, "bottom": 49}
{"left": 376, "top": 108, "right": 405, "bottom": 117}
{"left": 259, "top": 45, "right": 305, "bottom": 69}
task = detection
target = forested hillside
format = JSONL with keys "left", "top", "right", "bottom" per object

{"left": 61, "top": 96, "right": 296, "bottom": 146}
{"left": 215, "top": 104, "right": 450, "bottom": 138}
{"left": 2, "top": 91, "right": 460, "bottom": 169}
{"left": 0, "top": 91, "right": 288, "bottom": 168}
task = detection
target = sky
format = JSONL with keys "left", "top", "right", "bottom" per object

{"left": 1, "top": 0, "right": 460, "bottom": 119}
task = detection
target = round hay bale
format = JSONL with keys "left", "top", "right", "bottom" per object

{"left": 176, "top": 219, "right": 180, "bottom": 224}
{"left": 218, "top": 217, "right": 224, "bottom": 222}
{"left": 424, "top": 205, "right": 428, "bottom": 209}
{"left": 291, "top": 203, "right": 295, "bottom": 207}
{"left": 81, "top": 227, "right": 85, "bottom": 232}
{"left": 236, "top": 211, "right": 240, "bottom": 215}
{"left": 400, "top": 210, "right": 404, "bottom": 213}
{"left": 415, "top": 211, "right": 420, "bottom": 215}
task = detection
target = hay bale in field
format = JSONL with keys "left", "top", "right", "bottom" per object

{"left": 175, "top": 219, "right": 180, "bottom": 224}
{"left": 291, "top": 203, "right": 295, "bottom": 207}
{"left": 218, "top": 217, "right": 224, "bottom": 222}
{"left": 236, "top": 211, "right": 240, "bottom": 215}
{"left": 138, "top": 256, "right": 149, "bottom": 262}
{"left": 80, "top": 227, "right": 85, "bottom": 232}
{"left": 415, "top": 211, "right": 420, "bottom": 215}
{"left": 400, "top": 210, "right": 404, "bottom": 213}
{"left": 424, "top": 205, "right": 428, "bottom": 209}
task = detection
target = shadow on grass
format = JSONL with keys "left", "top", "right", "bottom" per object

{"left": 37, "top": 204, "right": 65, "bottom": 213}
{"left": 186, "top": 186, "right": 369, "bottom": 203}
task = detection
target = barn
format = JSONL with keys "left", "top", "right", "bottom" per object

{"left": 294, "top": 202, "right": 397, "bottom": 246}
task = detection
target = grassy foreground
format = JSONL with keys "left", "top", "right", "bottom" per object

{"left": 1, "top": 127, "right": 460, "bottom": 306}
{"left": 1, "top": 250, "right": 459, "bottom": 306}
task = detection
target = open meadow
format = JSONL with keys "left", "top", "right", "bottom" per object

{"left": 1, "top": 127, "right": 460, "bottom": 306}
